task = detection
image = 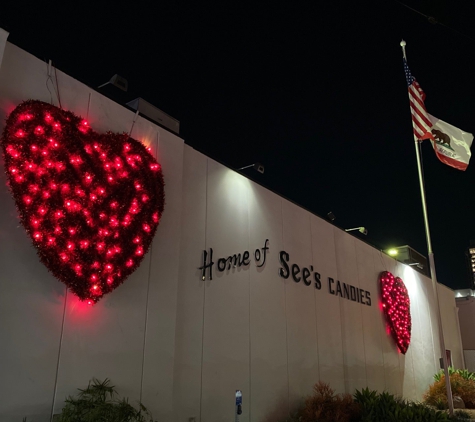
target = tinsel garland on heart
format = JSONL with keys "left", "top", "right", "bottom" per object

{"left": 379, "top": 271, "right": 412, "bottom": 354}
{"left": 1, "top": 100, "right": 165, "bottom": 304}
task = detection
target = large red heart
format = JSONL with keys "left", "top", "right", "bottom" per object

{"left": 379, "top": 271, "right": 411, "bottom": 354}
{"left": 1, "top": 100, "right": 165, "bottom": 304}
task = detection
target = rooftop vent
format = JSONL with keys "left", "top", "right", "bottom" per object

{"left": 98, "top": 74, "right": 128, "bottom": 92}
{"left": 126, "top": 98, "right": 179, "bottom": 135}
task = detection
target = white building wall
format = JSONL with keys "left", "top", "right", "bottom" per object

{"left": 173, "top": 146, "right": 464, "bottom": 422}
{"left": 0, "top": 41, "right": 183, "bottom": 422}
{"left": 457, "top": 296, "right": 475, "bottom": 350}
{"left": 0, "top": 36, "right": 464, "bottom": 422}
{"left": 455, "top": 295, "right": 475, "bottom": 371}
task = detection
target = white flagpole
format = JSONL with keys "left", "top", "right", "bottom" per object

{"left": 400, "top": 39, "right": 454, "bottom": 416}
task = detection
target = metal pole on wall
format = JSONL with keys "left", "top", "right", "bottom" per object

{"left": 400, "top": 39, "right": 454, "bottom": 416}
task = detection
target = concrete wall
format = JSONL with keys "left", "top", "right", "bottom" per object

{"left": 456, "top": 295, "right": 475, "bottom": 371}
{"left": 0, "top": 40, "right": 183, "bottom": 422}
{"left": 172, "top": 147, "right": 464, "bottom": 422}
{"left": 0, "top": 37, "right": 464, "bottom": 422}
{"left": 457, "top": 296, "right": 475, "bottom": 350}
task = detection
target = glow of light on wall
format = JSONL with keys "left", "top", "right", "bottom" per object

{"left": 216, "top": 166, "right": 253, "bottom": 213}
{"left": 402, "top": 264, "right": 419, "bottom": 300}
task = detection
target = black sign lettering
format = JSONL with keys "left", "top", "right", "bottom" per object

{"left": 199, "top": 248, "right": 214, "bottom": 280}
{"left": 292, "top": 264, "right": 301, "bottom": 283}
{"left": 257, "top": 239, "right": 269, "bottom": 268}
{"left": 217, "top": 258, "right": 227, "bottom": 272}
{"left": 302, "top": 267, "right": 311, "bottom": 286}
{"left": 336, "top": 280, "right": 343, "bottom": 297}
{"left": 359, "top": 289, "right": 365, "bottom": 305}
{"left": 314, "top": 272, "right": 321, "bottom": 290}
{"left": 279, "top": 251, "right": 290, "bottom": 279}
{"left": 199, "top": 243, "right": 372, "bottom": 306}
{"left": 225, "top": 254, "right": 242, "bottom": 270}
{"left": 328, "top": 277, "right": 335, "bottom": 294}
{"left": 343, "top": 283, "right": 350, "bottom": 299}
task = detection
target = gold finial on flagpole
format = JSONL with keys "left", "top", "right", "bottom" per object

{"left": 400, "top": 39, "right": 407, "bottom": 60}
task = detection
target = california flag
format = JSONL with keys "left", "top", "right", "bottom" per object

{"left": 427, "top": 114, "right": 473, "bottom": 171}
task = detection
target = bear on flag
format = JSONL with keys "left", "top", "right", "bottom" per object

{"left": 403, "top": 58, "right": 473, "bottom": 171}
{"left": 428, "top": 114, "right": 473, "bottom": 171}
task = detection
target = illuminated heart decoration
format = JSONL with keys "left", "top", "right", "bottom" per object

{"left": 379, "top": 271, "right": 411, "bottom": 354}
{"left": 1, "top": 100, "right": 165, "bottom": 304}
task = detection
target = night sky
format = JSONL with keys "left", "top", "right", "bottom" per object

{"left": 2, "top": 1, "right": 475, "bottom": 290}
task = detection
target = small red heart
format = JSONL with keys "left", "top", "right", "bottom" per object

{"left": 379, "top": 271, "right": 412, "bottom": 354}
{"left": 1, "top": 100, "right": 165, "bottom": 304}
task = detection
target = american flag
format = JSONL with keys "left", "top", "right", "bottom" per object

{"left": 403, "top": 59, "right": 433, "bottom": 140}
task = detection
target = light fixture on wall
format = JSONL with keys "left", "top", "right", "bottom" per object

{"left": 384, "top": 245, "right": 429, "bottom": 276}
{"left": 345, "top": 227, "right": 368, "bottom": 235}
{"left": 98, "top": 74, "right": 128, "bottom": 92}
{"left": 238, "top": 162, "right": 265, "bottom": 174}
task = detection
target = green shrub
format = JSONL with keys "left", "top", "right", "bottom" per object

{"left": 453, "top": 409, "right": 471, "bottom": 420}
{"left": 424, "top": 373, "right": 475, "bottom": 409}
{"left": 355, "top": 387, "right": 450, "bottom": 421}
{"left": 434, "top": 368, "right": 475, "bottom": 382}
{"left": 55, "top": 378, "right": 157, "bottom": 422}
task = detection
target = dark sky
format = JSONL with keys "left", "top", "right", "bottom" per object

{"left": 2, "top": 1, "right": 475, "bottom": 290}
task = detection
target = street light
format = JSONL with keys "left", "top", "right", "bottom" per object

{"left": 238, "top": 162, "right": 265, "bottom": 174}
{"left": 345, "top": 227, "right": 368, "bottom": 235}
